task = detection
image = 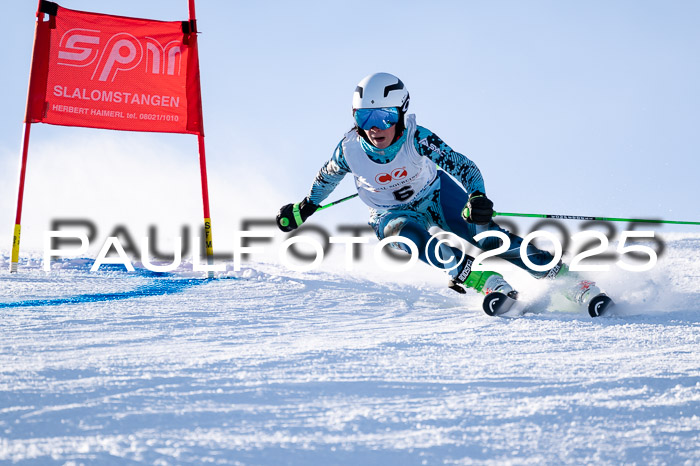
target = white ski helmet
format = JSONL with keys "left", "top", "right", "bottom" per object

{"left": 352, "top": 72, "right": 409, "bottom": 112}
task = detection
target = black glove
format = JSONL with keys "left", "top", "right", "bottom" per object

{"left": 276, "top": 198, "right": 319, "bottom": 232}
{"left": 462, "top": 192, "right": 494, "bottom": 225}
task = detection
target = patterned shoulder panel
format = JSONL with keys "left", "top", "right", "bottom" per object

{"left": 413, "top": 126, "right": 486, "bottom": 195}
{"left": 306, "top": 139, "right": 352, "bottom": 205}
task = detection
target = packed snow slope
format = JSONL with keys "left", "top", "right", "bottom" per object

{"left": 1, "top": 234, "right": 699, "bottom": 465}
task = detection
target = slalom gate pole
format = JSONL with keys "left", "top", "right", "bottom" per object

{"left": 197, "top": 135, "right": 215, "bottom": 278}
{"left": 317, "top": 193, "right": 359, "bottom": 211}
{"left": 494, "top": 212, "right": 700, "bottom": 226}
{"left": 188, "top": 0, "right": 215, "bottom": 278}
{"left": 10, "top": 123, "right": 33, "bottom": 273}
{"left": 10, "top": 0, "right": 45, "bottom": 273}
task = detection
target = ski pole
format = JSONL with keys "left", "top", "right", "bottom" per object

{"left": 494, "top": 212, "right": 700, "bottom": 226}
{"left": 318, "top": 195, "right": 700, "bottom": 226}
{"left": 317, "top": 193, "right": 359, "bottom": 211}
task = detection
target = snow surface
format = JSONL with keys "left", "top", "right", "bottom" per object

{"left": 1, "top": 234, "right": 699, "bottom": 465}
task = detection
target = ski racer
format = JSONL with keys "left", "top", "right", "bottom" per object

{"left": 276, "top": 72, "right": 610, "bottom": 316}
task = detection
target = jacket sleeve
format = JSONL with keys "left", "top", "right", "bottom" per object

{"left": 306, "top": 141, "right": 351, "bottom": 205}
{"left": 414, "top": 126, "right": 486, "bottom": 196}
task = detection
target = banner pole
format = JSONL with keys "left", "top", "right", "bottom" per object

{"left": 10, "top": 0, "right": 45, "bottom": 273}
{"left": 10, "top": 123, "right": 33, "bottom": 273}
{"left": 197, "top": 135, "right": 215, "bottom": 278}
{"left": 188, "top": 0, "right": 215, "bottom": 278}
{"left": 188, "top": 0, "right": 198, "bottom": 20}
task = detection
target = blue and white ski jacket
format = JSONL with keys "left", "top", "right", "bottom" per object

{"left": 307, "top": 114, "right": 485, "bottom": 210}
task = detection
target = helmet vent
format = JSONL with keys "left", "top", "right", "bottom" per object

{"left": 383, "top": 80, "right": 405, "bottom": 97}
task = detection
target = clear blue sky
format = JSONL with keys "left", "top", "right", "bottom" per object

{"left": 1, "top": 0, "right": 699, "bottom": 253}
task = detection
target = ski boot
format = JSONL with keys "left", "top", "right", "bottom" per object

{"left": 564, "top": 279, "right": 613, "bottom": 317}
{"left": 548, "top": 262, "right": 613, "bottom": 317}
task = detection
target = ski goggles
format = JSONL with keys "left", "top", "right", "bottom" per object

{"left": 353, "top": 107, "right": 400, "bottom": 130}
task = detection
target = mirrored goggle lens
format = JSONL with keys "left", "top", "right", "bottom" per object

{"left": 354, "top": 107, "right": 400, "bottom": 130}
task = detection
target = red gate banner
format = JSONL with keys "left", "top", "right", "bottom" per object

{"left": 26, "top": 2, "right": 203, "bottom": 135}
